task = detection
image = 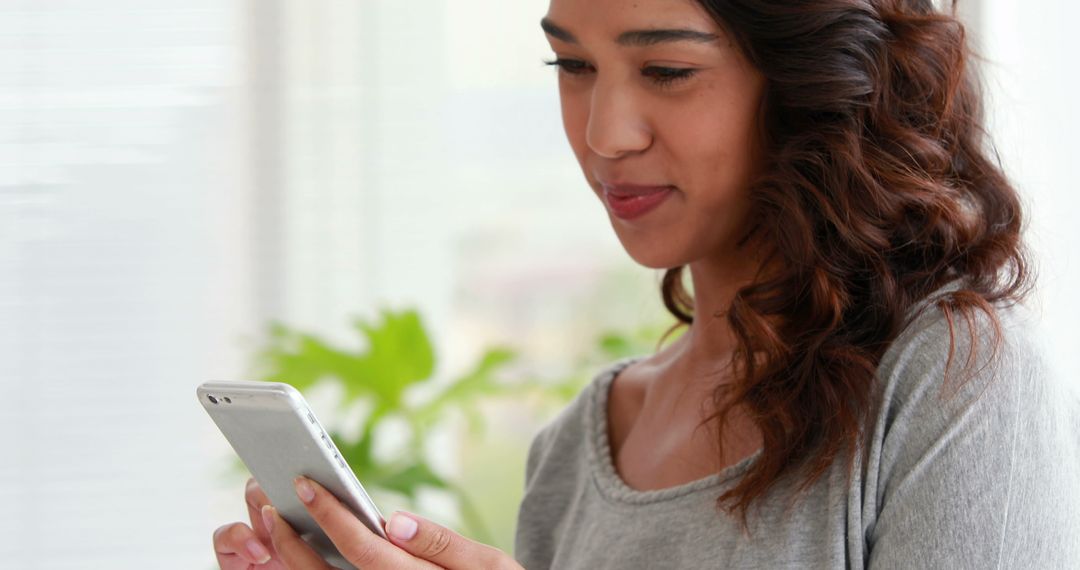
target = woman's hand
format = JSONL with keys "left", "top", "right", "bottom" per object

{"left": 212, "top": 477, "right": 287, "bottom": 569}
{"left": 212, "top": 476, "right": 524, "bottom": 570}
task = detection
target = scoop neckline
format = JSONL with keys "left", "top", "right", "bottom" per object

{"left": 584, "top": 279, "right": 968, "bottom": 506}
{"left": 586, "top": 356, "right": 763, "bottom": 505}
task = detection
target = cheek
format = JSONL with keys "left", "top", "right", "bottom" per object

{"left": 558, "top": 86, "right": 590, "bottom": 163}
{"left": 668, "top": 86, "right": 763, "bottom": 193}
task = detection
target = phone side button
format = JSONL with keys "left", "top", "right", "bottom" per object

{"left": 337, "top": 456, "right": 346, "bottom": 468}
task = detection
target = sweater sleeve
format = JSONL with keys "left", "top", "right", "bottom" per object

{"left": 867, "top": 306, "right": 1080, "bottom": 569}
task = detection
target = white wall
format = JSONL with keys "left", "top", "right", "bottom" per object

{"left": 0, "top": 1, "right": 257, "bottom": 568}
{"left": 974, "top": 0, "right": 1080, "bottom": 383}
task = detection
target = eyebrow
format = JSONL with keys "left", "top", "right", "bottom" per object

{"left": 540, "top": 17, "right": 720, "bottom": 47}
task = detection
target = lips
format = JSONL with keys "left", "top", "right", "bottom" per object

{"left": 601, "top": 183, "right": 674, "bottom": 198}
{"left": 599, "top": 183, "right": 675, "bottom": 220}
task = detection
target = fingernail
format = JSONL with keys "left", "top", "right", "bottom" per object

{"left": 387, "top": 512, "right": 418, "bottom": 541}
{"left": 261, "top": 504, "right": 275, "bottom": 533}
{"left": 294, "top": 477, "right": 315, "bottom": 504}
{"left": 246, "top": 538, "right": 271, "bottom": 564}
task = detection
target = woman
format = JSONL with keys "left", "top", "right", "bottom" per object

{"left": 212, "top": 0, "right": 1080, "bottom": 568}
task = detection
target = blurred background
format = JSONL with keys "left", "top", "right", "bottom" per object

{"left": 0, "top": 1, "right": 1076, "bottom": 568}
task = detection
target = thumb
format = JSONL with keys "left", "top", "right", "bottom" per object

{"left": 384, "top": 511, "right": 520, "bottom": 570}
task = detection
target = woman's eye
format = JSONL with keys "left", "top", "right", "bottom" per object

{"left": 542, "top": 57, "right": 592, "bottom": 75}
{"left": 542, "top": 58, "right": 697, "bottom": 88}
{"left": 642, "top": 66, "right": 697, "bottom": 87}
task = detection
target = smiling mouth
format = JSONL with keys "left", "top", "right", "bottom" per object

{"left": 600, "top": 182, "right": 675, "bottom": 198}
{"left": 601, "top": 185, "right": 675, "bottom": 220}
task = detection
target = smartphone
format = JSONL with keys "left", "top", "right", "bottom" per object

{"left": 198, "top": 380, "right": 387, "bottom": 570}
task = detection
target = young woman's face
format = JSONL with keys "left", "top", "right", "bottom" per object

{"left": 542, "top": 0, "right": 767, "bottom": 269}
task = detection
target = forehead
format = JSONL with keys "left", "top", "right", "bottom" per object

{"left": 544, "top": 0, "right": 720, "bottom": 38}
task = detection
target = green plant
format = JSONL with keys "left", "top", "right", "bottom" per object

{"left": 238, "top": 306, "right": 682, "bottom": 549}
{"left": 246, "top": 308, "right": 551, "bottom": 543}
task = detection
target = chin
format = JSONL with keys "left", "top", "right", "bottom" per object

{"left": 628, "top": 251, "right": 682, "bottom": 270}
{"left": 614, "top": 230, "right": 690, "bottom": 270}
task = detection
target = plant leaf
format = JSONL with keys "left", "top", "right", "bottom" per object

{"left": 367, "top": 462, "right": 449, "bottom": 500}
{"left": 344, "top": 309, "right": 436, "bottom": 406}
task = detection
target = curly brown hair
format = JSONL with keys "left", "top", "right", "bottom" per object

{"left": 658, "top": 0, "right": 1033, "bottom": 530}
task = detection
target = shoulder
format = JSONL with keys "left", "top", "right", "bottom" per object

{"left": 875, "top": 286, "right": 1060, "bottom": 420}
{"left": 864, "top": 288, "right": 1080, "bottom": 566}
{"left": 869, "top": 280, "right": 1079, "bottom": 496}
{"left": 522, "top": 357, "right": 639, "bottom": 488}
{"left": 870, "top": 282, "right": 1072, "bottom": 454}
{"left": 515, "top": 357, "right": 642, "bottom": 565}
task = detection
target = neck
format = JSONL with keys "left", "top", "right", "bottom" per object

{"left": 664, "top": 242, "right": 768, "bottom": 386}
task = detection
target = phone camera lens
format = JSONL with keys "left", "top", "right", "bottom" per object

{"left": 208, "top": 395, "right": 219, "bottom": 404}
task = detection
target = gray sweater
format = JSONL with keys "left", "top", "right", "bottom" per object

{"left": 513, "top": 291, "right": 1080, "bottom": 569}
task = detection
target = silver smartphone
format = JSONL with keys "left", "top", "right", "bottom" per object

{"left": 198, "top": 380, "right": 387, "bottom": 570}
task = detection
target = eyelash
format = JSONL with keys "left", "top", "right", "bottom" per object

{"left": 541, "top": 57, "right": 698, "bottom": 89}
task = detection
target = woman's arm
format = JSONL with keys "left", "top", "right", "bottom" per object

{"left": 867, "top": 310, "right": 1080, "bottom": 569}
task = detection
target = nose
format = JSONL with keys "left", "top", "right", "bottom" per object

{"left": 585, "top": 77, "right": 652, "bottom": 159}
